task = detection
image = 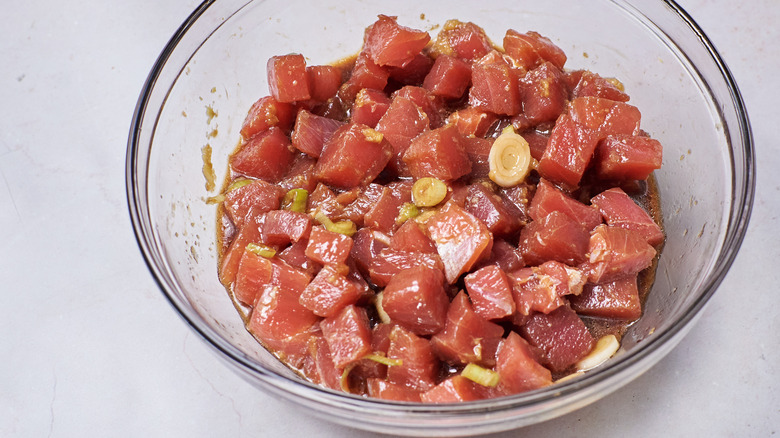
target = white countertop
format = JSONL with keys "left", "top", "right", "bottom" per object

{"left": 1, "top": 1, "right": 777, "bottom": 436}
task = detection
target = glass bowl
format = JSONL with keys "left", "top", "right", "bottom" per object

{"left": 126, "top": 0, "right": 754, "bottom": 435}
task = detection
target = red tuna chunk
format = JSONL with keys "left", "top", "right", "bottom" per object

{"left": 219, "top": 207, "right": 266, "bottom": 286}
{"left": 367, "top": 378, "right": 422, "bottom": 402}
{"left": 537, "top": 113, "right": 599, "bottom": 188}
{"left": 509, "top": 261, "right": 586, "bottom": 315}
{"left": 387, "top": 326, "right": 439, "bottom": 391}
{"left": 382, "top": 265, "right": 449, "bottom": 336}
{"left": 432, "top": 20, "right": 493, "bottom": 61}
{"left": 594, "top": 134, "right": 663, "bottom": 181}
{"left": 403, "top": 125, "right": 472, "bottom": 181}
{"left": 267, "top": 53, "right": 310, "bottom": 103}
{"left": 314, "top": 122, "right": 393, "bottom": 188}
{"left": 393, "top": 86, "right": 446, "bottom": 129}
{"left": 299, "top": 265, "right": 362, "bottom": 317}
{"left": 568, "top": 96, "right": 641, "bottom": 139}
{"left": 481, "top": 239, "right": 525, "bottom": 273}
{"left": 570, "top": 70, "right": 630, "bottom": 102}
{"left": 387, "top": 52, "right": 435, "bottom": 86}
{"left": 421, "top": 376, "right": 485, "bottom": 403}
{"left": 591, "top": 187, "right": 663, "bottom": 245}
{"left": 469, "top": 51, "right": 521, "bottom": 116}
{"left": 503, "top": 29, "right": 566, "bottom": 70}
{"left": 342, "top": 51, "right": 390, "bottom": 101}
{"left": 519, "top": 211, "right": 590, "bottom": 266}
{"left": 570, "top": 276, "right": 642, "bottom": 320}
{"left": 223, "top": 179, "right": 286, "bottom": 229}
{"left": 427, "top": 201, "right": 494, "bottom": 284}
{"left": 423, "top": 55, "right": 472, "bottom": 99}
{"left": 369, "top": 248, "right": 444, "bottom": 287}
{"left": 464, "top": 183, "right": 522, "bottom": 236}
{"left": 588, "top": 225, "right": 656, "bottom": 283}
{"left": 448, "top": 107, "right": 498, "bottom": 138}
{"left": 233, "top": 249, "right": 273, "bottom": 306}
{"left": 291, "top": 109, "right": 345, "bottom": 158}
{"left": 363, "top": 181, "right": 412, "bottom": 233}
{"left": 321, "top": 305, "right": 372, "bottom": 368}
{"left": 240, "top": 96, "right": 295, "bottom": 140}
{"left": 262, "top": 210, "right": 312, "bottom": 246}
{"left": 305, "top": 226, "right": 354, "bottom": 270}
{"left": 351, "top": 88, "right": 391, "bottom": 128}
{"left": 230, "top": 127, "right": 294, "bottom": 182}
{"left": 306, "top": 65, "right": 342, "bottom": 103}
{"left": 495, "top": 332, "right": 552, "bottom": 395}
{"left": 520, "top": 305, "right": 595, "bottom": 372}
{"left": 516, "top": 62, "right": 568, "bottom": 126}
{"left": 528, "top": 178, "right": 602, "bottom": 231}
{"left": 376, "top": 95, "right": 430, "bottom": 175}
{"left": 463, "top": 137, "right": 492, "bottom": 179}
{"left": 364, "top": 15, "right": 431, "bottom": 68}
{"left": 390, "top": 219, "right": 437, "bottom": 254}
{"left": 430, "top": 292, "right": 504, "bottom": 365}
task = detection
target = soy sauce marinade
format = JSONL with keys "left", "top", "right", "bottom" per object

{"left": 215, "top": 16, "right": 664, "bottom": 400}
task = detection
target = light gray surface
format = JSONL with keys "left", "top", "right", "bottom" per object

{"left": 1, "top": 1, "right": 777, "bottom": 436}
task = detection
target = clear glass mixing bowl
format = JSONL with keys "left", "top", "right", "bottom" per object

{"left": 126, "top": 0, "right": 754, "bottom": 435}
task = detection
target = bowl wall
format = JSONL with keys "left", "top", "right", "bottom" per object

{"left": 128, "top": 0, "right": 753, "bottom": 435}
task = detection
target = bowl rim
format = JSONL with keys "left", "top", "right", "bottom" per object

{"left": 125, "top": 0, "right": 755, "bottom": 417}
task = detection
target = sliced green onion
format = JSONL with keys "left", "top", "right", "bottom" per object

{"left": 412, "top": 177, "right": 448, "bottom": 207}
{"left": 314, "top": 212, "right": 356, "bottom": 237}
{"left": 363, "top": 353, "right": 402, "bottom": 367}
{"left": 227, "top": 178, "right": 253, "bottom": 192}
{"left": 461, "top": 363, "right": 500, "bottom": 387}
{"left": 340, "top": 363, "right": 357, "bottom": 393}
{"left": 245, "top": 242, "right": 276, "bottom": 258}
{"left": 282, "top": 188, "right": 309, "bottom": 213}
{"left": 395, "top": 202, "right": 420, "bottom": 225}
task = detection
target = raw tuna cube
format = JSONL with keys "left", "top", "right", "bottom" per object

{"left": 519, "top": 211, "right": 590, "bottom": 266}
{"left": 307, "top": 334, "right": 342, "bottom": 391}
{"left": 262, "top": 210, "right": 312, "bottom": 246}
{"left": 306, "top": 183, "right": 344, "bottom": 218}
{"left": 321, "top": 305, "right": 372, "bottom": 368}
{"left": 230, "top": 127, "right": 294, "bottom": 182}
{"left": 314, "top": 122, "right": 393, "bottom": 188}
{"left": 247, "top": 261, "right": 319, "bottom": 353}
{"left": 305, "top": 226, "right": 354, "bottom": 270}
{"left": 519, "top": 129, "right": 550, "bottom": 161}
{"left": 469, "top": 51, "right": 521, "bottom": 116}
{"left": 277, "top": 238, "right": 318, "bottom": 276}
{"left": 240, "top": 96, "right": 296, "bottom": 140}
{"left": 393, "top": 86, "right": 446, "bottom": 129}
{"left": 267, "top": 53, "right": 311, "bottom": 103}
{"left": 363, "top": 181, "right": 412, "bottom": 233}
{"left": 278, "top": 153, "right": 318, "bottom": 193}
{"left": 387, "top": 52, "right": 435, "bottom": 85}
{"left": 342, "top": 51, "right": 390, "bottom": 101}
{"left": 423, "top": 55, "right": 472, "bottom": 99}
{"left": 594, "top": 134, "right": 663, "bottom": 181}
{"left": 350, "top": 227, "right": 388, "bottom": 276}
{"left": 570, "top": 70, "right": 630, "bottom": 102}
{"left": 351, "top": 88, "right": 391, "bottom": 128}
{"left": 520, "top": 305, "right": 595, "bottom": 372}
{"left": 219, "top": 207, "right": 266, "bottom": 286}
{"left": 375, "top": 95, "right": 430, "bottom": 175}
{"left": 427, "top": 202, "right": 493, "bottom": 283}
{"left": 570, "top": 276, "right": 642, "bottom": 320}
{"left": 367, "top": 378, "right": 422, "bottom": 402}
{"left": 421, "top": 376, "right": 485, "bottom": 403}
{"left": 364, "top": 15, "right": 431, "bottom": 68}
{"left": 299, "top": 265, "right": 362, "bottom": 317}
{"left": 431, "top": 20, "right": 493, "bottom": 61}
{"left": 223, "top": 180, "right": 286, "bottom": 229}
{"left": 503, "top": 29, "right": 567, "bottom": 70}
{"left": 537, "top": 113, "right": 599, "bottom": 188}
{"left": 495, "top": 332, "right": 552, "bottom": 395}
{"left": 463, "top": 137, "right": 492, "bottom": 179}
{"left": 306, "top": 65, "right": 342, "bottom": 103}
{"left": 291, "top": 109, "right": 345, "bottom": 158}
{"left": 403, "top": 125, "right": 472, "bottom": 181}
{"left": 499, "top": 183, "right": 535, "bottom": 225}
{"left": 390, "top": 220, "right": 437, "bottom": 254}
{"left": 430, "top": 292, "right": 504, "bottom": 365}
{"left": 447, "top": 107, "right": 498, "bottom": 138}
{"left": 509, "top": 261, "right": 586, "bottom": 315}
{"left": 233, "top": 249, "right": 273, "bottom": 306}
{"left": 340, "top": 183, "right": 385, "bottom": 226}
{"left": 369, "top": 248, "right": 444, "bottom": 287}
{"left": 481, "top": 239, "right": 525, "bottom": 273}
{"left": 517, "top": 62, "right": 568, "bottom": 126}
{"left": 591, "top": 187, "right": 663, "bottom": 245}
{"left": 382, "top": 265, "right": 449, "bottom": 336}
{"left": 568, "top": 96, "right": 641, "bottom": 140}
{"left": 464, "top": 265, "right": 516, "bottom": 320}
{"left": 464, "top": 183, "right": 522, "bottom": 236}
{"left": 387, "top": 325, "right": 439, "bottom": 391}
{"left": 588, "top": 224, "right": 656, "bottom": 283}
{"left": 528, "top": 178, "right": 602, "bottom": 231}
